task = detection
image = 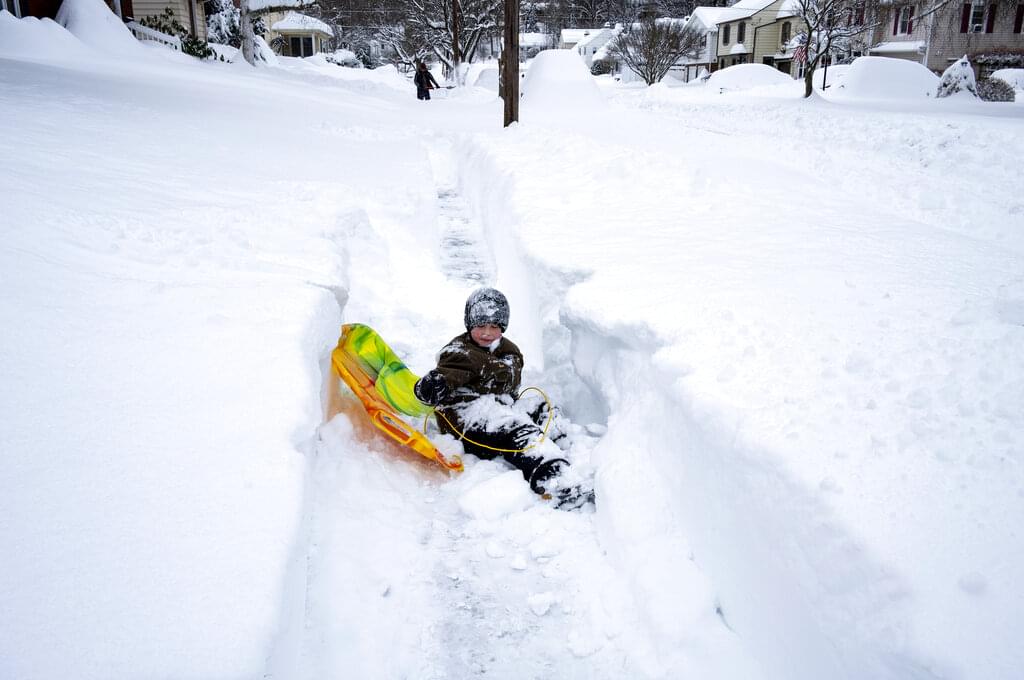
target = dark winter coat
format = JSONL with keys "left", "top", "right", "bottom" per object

{"left": 414, "top": 69, "right": 439, "bottom": 91}
{"left": 433, "top": 332, "right": 523, "bottom": 435}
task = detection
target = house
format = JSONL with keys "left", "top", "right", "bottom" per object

{"left": 573, "top": 26, "right": 617, "bottom": 68}
{"left": 714, "top": 0, "right": 803, "bottom": 75}
{"left": 265, "top": 11, "right": 332, "bottom": 57}
{"left": 520, "top": 31, "right": 553, "bottom": 59}
{"left": 868, "top": 1, "right": 1024, "bottom": 76}
{"left": 559, "top": 27, "right": 603, "bottom": 49}
{"left": 8, "top": 0, "right": 207, "bottom": 41}
{"left": 678, "top": 7, "right": 749, "bottom": 81}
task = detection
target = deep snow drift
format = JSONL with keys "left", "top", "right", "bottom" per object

{"left": 2, "top": 5, "right": 1023, "bottom": 680}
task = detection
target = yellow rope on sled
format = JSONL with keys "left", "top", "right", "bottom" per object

{"left": 422, "top": 386, "right": 554, "bottom": 455}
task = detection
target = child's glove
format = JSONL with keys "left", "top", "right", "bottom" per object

{"left": 414, "top": 370, "right": 450, "bottom": 406}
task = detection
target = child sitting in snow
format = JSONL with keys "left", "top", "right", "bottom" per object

{"left": 414, "top": 288, "right": 590, "bottom": 507}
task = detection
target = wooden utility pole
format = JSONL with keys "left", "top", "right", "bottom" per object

{"left": 502, "top": 0, "right": 520, "bottom": 126}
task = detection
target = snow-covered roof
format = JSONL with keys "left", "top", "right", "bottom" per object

{"left": 561, "top": 28, "right": 600, "bottom": 44}
{"left": 575, "top": 28, "right": 612, "bottom": 53}
{"left": 729, "top": 42, "right": 749, "bottom": 55}
{"left": 688, "top": 6, "right": 748, "bottom": 29}
{"left": 249, "top": 0, "right": 312, "bottom": 12}
{"left": 271, "top": 11, "right": 332, "bottom": 37}
{"left": 868, "top": 40, "right": 926, "bottom": 54}
{"left": 729, "top": 0, "right": 778, "bottom": 12}
{"left": 776, "top": 0, "right": 802, "bottom": 18}
{"left": 718, "top": 0, "right": 777, "bottom": 20}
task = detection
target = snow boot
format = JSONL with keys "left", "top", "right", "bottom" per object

{"left": 529, "top": 458, "right": 596, "bottom": 511}
{"left": 529, "top": 458, "right": 569, "bottom": 495}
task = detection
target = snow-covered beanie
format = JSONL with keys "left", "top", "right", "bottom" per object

{"left": 464, "top": 288, "right": 510, "bottom": 331}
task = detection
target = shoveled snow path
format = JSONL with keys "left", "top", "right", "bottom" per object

{"left": 289, "top": 144, "right": 679, "bottom": 679}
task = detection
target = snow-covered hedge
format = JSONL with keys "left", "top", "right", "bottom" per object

{"left": 977, "top": 77, "right": 1015, "bottom": 102}
{"left": 936, "top": 55, "right": 978, "bottom": 99}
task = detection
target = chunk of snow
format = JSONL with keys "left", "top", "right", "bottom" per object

{"left": 56, "top": 0, "right": 140, "bottom": 55}
{"left": 528, "top": 591, "right": 557, "bottom": 615}
{"left": 457, "top": 470, "right": 536, "bottom": 520}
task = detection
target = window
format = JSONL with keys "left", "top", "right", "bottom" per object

{"left": 893, "top": 5, "right": 915, "bottom": 34}
{"left": 738, "top": 22, "right": 746, "bottom": 43}
{"left": 972, "top": 3, "right": 986, "bottom": 30}
{"left": 961, "top": 3, "right": 986, "bottom": 32}
{"left": 289, "top": 36, "right": 315, "bottom": 57}
{"left": 723, "top": 24, "right": 731, "bottom": 44}
{"left": 781, "top": 21, "right": 792, "bottom": 44}
{"left": 1015, "top": 3, "right": 1024, "bottom": 32}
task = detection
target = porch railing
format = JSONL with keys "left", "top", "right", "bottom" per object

{"left": 126, "top": 21, "right": 182, "bottom": 51}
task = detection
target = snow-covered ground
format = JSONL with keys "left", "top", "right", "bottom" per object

{"left": 2, "top": 3, "right": 1023, "bottom": 679}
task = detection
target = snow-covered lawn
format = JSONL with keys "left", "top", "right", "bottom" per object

{"left": 2, "top": 3, "right": 1023, "bottom": 680}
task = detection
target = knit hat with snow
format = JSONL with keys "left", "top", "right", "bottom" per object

{"left": 464, "top": 288, "right": 510, "bottom": 331}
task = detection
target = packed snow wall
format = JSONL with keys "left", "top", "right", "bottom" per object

{"left": 451, "top": 137, "right": 932, "bottom": 680}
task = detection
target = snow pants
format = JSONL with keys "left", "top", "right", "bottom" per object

{"left": 437, "top": 394, "right": 564, "bottom": 484}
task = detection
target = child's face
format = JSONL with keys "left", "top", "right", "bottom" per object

{"left": 470, "top": 324, "right": 503, "bottom": 347}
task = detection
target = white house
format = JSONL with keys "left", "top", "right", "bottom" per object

{"left": 559, "top": 27, "right": 601, "bottom": 49}
{"left": 266, "top": 11, "right": 333, "bottom": 57}
{"left": 677, "top": 7, "right": 748, "bottom": 82}
{"left": 573, "top": 26, "right": 617, "bottom": 68}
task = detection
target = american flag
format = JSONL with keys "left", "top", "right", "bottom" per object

{"left": 793, "top": 45, "right": 807, "bottom": 64}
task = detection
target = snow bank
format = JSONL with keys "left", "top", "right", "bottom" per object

{"left": 813, "top": 63, "right": 849, "bottom": 89}
{"left": 56, "top": 0, "right": 141, "bottom": 55}
{"left": 4, "top": 10, "right": 1024, "bottom": 680}
{"left": 473, "top": 65, "right": 499, "bottom": 91}
{"left": 0, "top": 34, "right": 433, "bottom": 680}
{"left": 0, "top": 11, "right": 92, "bottom": 61}
{"left": 834, "top": 56, "right": 939, "bottom": 99}
{"left": 456, "top": 80, "right": 1024, "bottom": 680}
{"left": 706, "top": 63, "right": 793, "bottom": 92}
{"left": 521, "top": 48, "right": 605, "bottom": 113}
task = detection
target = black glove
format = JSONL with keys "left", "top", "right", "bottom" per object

{"left": 414, "top": 370, "right": 450, "bottom": 406}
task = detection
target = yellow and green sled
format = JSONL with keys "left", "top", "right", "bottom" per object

{"left": 331, "top": 323, "right": 463, "bottom": 473}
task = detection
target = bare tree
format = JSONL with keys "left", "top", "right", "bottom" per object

{"left": 790, "top": 0, "right": 880, "bottom": 98}
{"left": 651, "top": 0, "right": 698, "bottom": 20}
{"left": 607, "top": 16, "right": 701, "bottom": 85}
{"left": 373, "top": 0, "right": 502, "bottom": 76}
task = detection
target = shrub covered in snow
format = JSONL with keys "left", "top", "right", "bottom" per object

{"left": 936, "top": 55, "right": 978, "bottom": 98}
{"left": 991, "top": 68, "right": 1024, "bottom": 90}
{"left": 977, "top": 77, "right": 1015, "bottom": 102}
{"left": 325, "top": 49, "right": 361, "bottom": 68}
